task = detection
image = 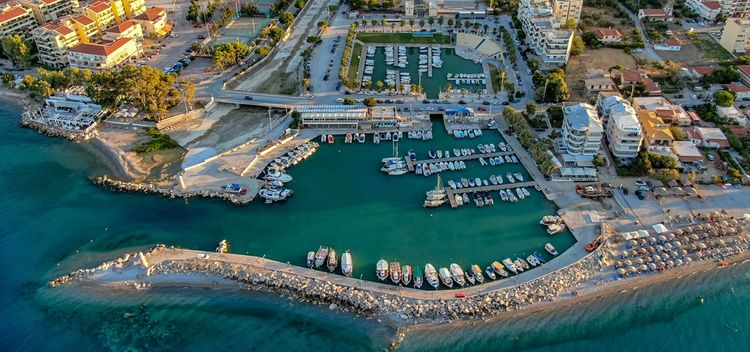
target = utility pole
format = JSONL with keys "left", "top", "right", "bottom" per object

{"left": 268, "top": 107, "right": 273, "bottom": 133}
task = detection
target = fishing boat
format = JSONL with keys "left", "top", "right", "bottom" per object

{"left": 465, "top": 268, "right": 475, "bottom": 285}
{"left": 414, "top": 266, "right": 423, "bottom": 288}
{"left": 215, "top": 240, "right": 230, "bottom": 253}
{"left": 428, "top": 149, "right": 437, "bottom": 159}
{"left": 505, "top": 155, "right": 512, "bottom": 163}
{"left": 511, "top": 155, "right": 518, "bottom": 163}
{"left": 345, "top": 133, "right": 352, "bottom": 143}
{"left": 305, "top": 252, "right": 315, "bottom": 268}
{"left": 502, "top": 258, "right": 518, "bottom": 274}
{"left": 373, "top": 133, "right": 380, "bottom": 144}
{"left": 320, "top": 134, "right": 326, "bottom": 143}
{"left": 506, "top": 172, "right": 515, "bottom": 183}
{"left": 485, "top": 266, "right": 497, "bottom": 280}
{"left": 513, "top": 173, "right": 524, "bottom": 182}
{"left": 461, "top": 178, "right": 469, "bottom": 187}
{"left": 341, "top": 251, "right": 353, "bottom": 276}
{"left": 547, "top": 223, "right": 565, "bottom": 235}
{"left": 517, "top": 257, "right": 530, "bottom": 271}
{"left": 314, "top": 246, "right": 329, "bottom": 268}
{"left": 479, "top": 157, "right": 487, "bottom": 166}
{"left": 491, "top": 261, "right": 507, "bottom": 277}
{"left": 453, "top": 148, "right": 461, "bottom": 156}
{"left": 514, "top": 259, "right": 526, "bottom": 272}
{"left": 490, "top": 175, "right": 498, "bottom": 185}
{"left": 497, "top": 175, "right": 503, "bottom": 184}
{"left": 471, "top": 265, "right": 484, "bottom": 284}
{"left": 489, "top": 157, "right": 496, "bottom": 166}
{"left": 474, "top": 177, "right": 481, "bottom": 186}
{"left": 482, "top": 179, "right": 488, "bottom": 186}
{"left": 389, "top": 262, "right": 402, "bottom": 284}
{"left": 462, "top": 193, "right": 470, "bottom": 204}
{"left": 533, "top": 251, "right": 547, "bottom": 263}
{"left": 526, "top": 255, "right": 541, "bottom": 267}
{"left": 407, "top": 149, "right": 417, "bottom": 161}
{"left": 402, "top": 265, "right": 413, "bottom": 286}
{"left": 376, "top": 259, "right": 389, "bottom": 281}
{"left": 425, "top": 264, "right": 439, "bottom": 288}
{"left": 438, "top": 267, "right": 453, "bottom": 288}
{"left": 455, "top": 194, "right": 463, "bottom": 206}
{"left": 448, "top": 180, "right": 457, "bottom": 189}
{"left": 450, "top": 264, "right": 465, "bottom": 287}
{"left": 545, "top": 243, "right": 558, "bottom": 256}
{"left": 478, "top": 144, "right": 486, "bottom": 153}
{"left": 516, "top": 188, "right": 525, "bottom": 200}
{"left": 388, "top": 168, "right": 408, "bottom": 176}
{"left": 327, "top": 135, "right": 334, "bottom": 144}
{"left": 358, "top": 133, "right": 365, "bottom": 143}
{"left": 326, "top": 249, "right": 338, "bottom": 272}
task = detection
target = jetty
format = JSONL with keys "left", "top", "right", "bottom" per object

{"left": 446, "top": 181, "right": 537, "bottom": 208}
{"left": 405, "top": 151, "right": 517, "bottom": 172}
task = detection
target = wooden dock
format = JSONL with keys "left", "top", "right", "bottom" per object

{"left": 445, "top": 181, "right": 537, "bottom": 208}
{"left": 405, "top": 151, "right": 517, "bottom": 172}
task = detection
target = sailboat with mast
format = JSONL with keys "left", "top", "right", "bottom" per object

{"left": 423, "top": 175, "right": 447, "bottom": 207}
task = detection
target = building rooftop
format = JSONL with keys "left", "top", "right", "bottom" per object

{"left": 738, "top": 65, "right": 750, "bottom": 78}
{"left": 135, "top": 7, "right": 165, "bottom": 22}
{"left": 86, "top": 0, "right": 110, "bottom": 14}
{"left": 725, "top": 83, "right": 750, "bottom": 93}
{"left": 727, "top": 124, "right": 748, "bottom": 138}
{"left": 106, "top": 20, "right": 138, "bottom": 34}
{"left": 691, "top": 66, "right": 715, "bottom": 76}
{"left": 564, "top": 103, "right": 602, "bottom": 132}
{"left": 41, "top": 22, "right": 74, "bottom": 36}
{"left": 0, "top": 4, "right": 28, "bottom": 25}
{"left": 672, "top": 141, "right": 703, "bottom": 161}
{"left": 68, "top": 37, "right": 132, "bottom": 56}
{"left": 701, "top": 1, "right": 721, "bottom": 10}
{"left": 695, "top": 127, "right": 728, "bottom": 141}
{"left": 593, "top": 28, "right": 622, "bottom": 39}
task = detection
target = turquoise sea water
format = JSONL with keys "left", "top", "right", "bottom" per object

{"left": 1, "top": 103, "right": 750, "bottom": 351}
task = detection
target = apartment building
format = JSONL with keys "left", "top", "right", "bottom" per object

{"left": 20, "top": 0, "right": 78, "bottom": 24}
{"left": 102, "top": 19, "right": 141, "bottom": 42}
{"left": 69, "top": 14, "right": 96, "bottom": 41}
{"left": 685, "top": 0, "right": 721, "bottom": 21}
{"left": 132, "top": 6, "right": 167, "bottom": 36}
{"left": 560, "top": 103, "right": 603, "bottom": 160}
{"left": 552, "top": 0, "right": 582, "bottom": 24}
{"left": 720, "top": 0, "right": 750, "bottom": 17}
{"left": 720, "top": 17, "right": 750, "bottom": 54}
{"left": 0, "top": 1, "right": 37, "bottom": 38}
{"left": 632, "top": 97, "right": 691, "bottom": 126}
{"left": 82, "top": 0, "right": 114, "bottom": 31}
{"left": 637, "top": 111, "right": 674, "bottom": 153}
{"left": 67, "top": 36, "right": 139, "bottom": 70}
{"left": 605, "top": 100, "right": 643, "bottom": 160}
{"left": 518, "top": 0, "right": 574, "bottom": 65}
{"left": 32, "top": 21, "right": 79, "bottom": 67}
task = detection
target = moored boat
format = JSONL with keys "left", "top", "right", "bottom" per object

{"left": 450, "top": 264, "right": 465, "bottom": 287}
{"left": 471, "top": 265, "right": 484, "bottom": 284}
{"left": 438, "top": 267, "right": 453, "bottom": 288}
{"left": 306, "top": 251, "right": 315, "bottom": 268}
{"left": 465, "top": 267, "right": 475, "bottom": 285}
{"left": 215, "top": 240, "right": 230, "bottom": 253}
{"left": 376, "top": 259, "right": 389, "bottom": 281}
{"left": 526, "top": 255, "right": 541, "bottom": 267}
{"left": 514, "top": 259, "right": 526, "bottom": 272}
{"left": 545, "top": 243, "right": 558, "bottom": 256}
{"left": 502, "top": 258, "right": 518, "bottom": 274}
{"left": 314, "top": 246, "right": 329, "bottom": 268}
{"left": 413, "top": 266, "right": 423, "bottom": 288}
{"left": 341, "top": 251, "right": 353, "bottom": 276}
{"left": 402, "top": 265, "right": 413, "bottom": 286}
{"left": 533, "top": 251, "right": 547, "bottom": 263}
{"left": 389, "top": 261, "right": 402, "bottom": 284}
{"left": 517, "top": 257, "right": 530, "bottom": 270}
{"left": 547, "top": 223, "right": 565, "bottom": 235}
{"left": 425, "top": 264, "right": 439, "bottom": 288}
{"left": 326, "top": 249, "right": 338, "bottom": 272}
{"left": 485, "top": 266, "right": 497, "bottom": 280}
{"left": 327, "top": 134, "right": 334, "bottom": 143}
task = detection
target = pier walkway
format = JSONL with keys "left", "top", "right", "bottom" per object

{"left": 445, "top": 181, "right": 537, "bottom": 208}
{"left": 405, "top": 151, "right": 517, "bottom": 172}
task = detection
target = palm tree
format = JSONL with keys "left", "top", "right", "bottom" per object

{"left": 419, "top": 19, "right": 425, "bottom": 29}
{"left": 400, "top": 19, "right": 405, "bottom": 29}
{"left": 438, "top": 16, "right": 444, "bottom": 27}
{"left": 483, "top": 24, "right": 489, "bottom": 33}
{"left": 443, "top": 83, "right": 452, "bottom": 92}
{"left": 371, "top": 19, "right": 377, "bottom": 27}
{"left": 409, "top": 19, "right": 415, "bottom": 31}
{"left": 428, "top": 17, "right": 434, "bottom": 28}
{"left": 381, "top": 16, "right": 386, "bottom": 32}
{"left": 447, "top": 18, "right": 453, "bottom": 27}
{"left": 460, "top": 88, "right": 467, "bottom": 97}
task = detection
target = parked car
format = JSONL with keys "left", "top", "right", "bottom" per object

{"left": 244, "top": 96, "right": 253, "bottom": 100}
{"left": 482, "top": 101, "right": 490, "bottom": 105}
{"left": 458, "top": 100, "right": 467, "bottom": 104}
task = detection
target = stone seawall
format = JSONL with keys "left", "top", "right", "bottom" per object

{"left": 51, "top": 245, "right": 606, "bottom": 322}
{"left": 91, "top": 176, "right": 252, "bottom": 205}
{"left": 20, "top": 114, "right": 95, "bottom": 142}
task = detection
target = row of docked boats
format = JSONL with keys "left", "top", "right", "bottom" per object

{"left": 344, "top": 132, "right": 367, "bottom": 144}
{"left": 406, "top": 130, "right": 433, "bottom": 140}
{"left": 446, "top": 172, "right": 525, "bottom": 190}
{"left": 307, "top": 246, "right": 353, "bottom": 277}
{"left": 446, "top": 73, "right": 487, "bottom": 86}
{"left": 427, "top": 148, "right": 477, "bottom": 159}
{"left": 373, "top": 131, "right": 402, "bottom": 144}
{"left": 375, "top": 244, "right": 558, "bottom": 289}
{"left": 452, "top": 129, "right": 483, "bottom": 139}
{"left": 540, "top": 215, "right": 566, "bottom": 235}
{"left": 385, "top": 45, "right": 408, "bottom": 68}
{"left": 452, "top": 187, "right": 532, "bottom": 207}
{"left": 270, "top": 142, "right": 318, "bottom": 170}
{"left": 479, "top": 154, "right": 518, "bottom": 166}
{"left": 416, "top": 159, "right": 467, "bottom": 176}
{"left": 423, "top": 175, "right": 448, "bottom": 207}
{"left": 381, "top": 155, "right": 408, "bottom": 176}
{"left": 320, "top": 134, "right": 335, "bottom": 144}
{"left": 259, "top": 148, "right": 301, "bottom": 203}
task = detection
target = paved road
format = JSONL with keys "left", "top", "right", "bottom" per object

{"left": 616, "top": 3, "right": 663, "bottom": 62}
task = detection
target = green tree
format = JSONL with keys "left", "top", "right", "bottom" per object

{"left": 428, "top": 17, "right": 434, "bottom": 27}
{"left": 269, "top": 27, "right": 286, "bottom": 42}
{"left": 526, "top": 101, "right": 536, "bottom": 114}
{"left": 561, "top": 18, "right": 576, "bottom": 29}
{"left": 593, "top": 154, "right": 606, "bottom": 167}
{"left": 279, "top": 12, "right": 295, "bottom": 26}
{"left": 438, "top": 16, "right": 444, "bottom": 27}
{"left": 443, "top": 83, "right": 452, "bottom": 92}
{"left": 714, "top": 90, "right": 735, "bottom": 107}
{"left": 669, "top": 126, "right": 687, "bottom": 141}
{"left": 570, "top": 35, "right": 584, "bottom": 56}
{"left": 375, "top": 80, "right": 384, "bottom": 91}
{"left": 409, "top": 18, "right": 415, "bottom": 31}
{"left": 1, "top": 35, "right": 34, "bottom": 67}
{"left": 212, "top": 41, "right": 250, "bottom": 69}
{"left": 295, "top": 0, "right": 306, "bottom": 9}
{"left": 447, "top": 18, "right": 454, "bottom": 27}
{"left": 1, "top": 72, "right": 14, "bottom": 88}
{"left": 536, "top": 68, "right": 569, "bottom": 103}
{"left": 419, "top": 19, "right": 425, "bottom": 28}
{"left": 363, "top": 97, "right": 377, "bottom": 107}
{"left": 343, "top": 97, "right": 356, "bottom": 105}
{"left": 179, "top": 80, "right": 196, "bottom": 111}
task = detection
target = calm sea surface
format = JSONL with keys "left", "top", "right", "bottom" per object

{"left": 1, "top": 103, "right": 748, "bottom": 351}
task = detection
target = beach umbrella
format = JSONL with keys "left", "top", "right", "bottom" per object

{"left": 681, "top": 249, "right": 688, "bottom": 256}
{"left": 698, "top": 242, "right": 707, "bottom": 250}
{"left": 656, "top": 245, "right": 664, "bottom": 252}
{"left": 647, "top": 246, "right": 655, "bottom": 253}
{"left": 636, "top": 258, "right": 645, "bottom": 265}
{"left": 614, "top": 261, "right": 622, "bottom": 268}
{"left": 686, "top": 257, "right": 693, "bottom": 263}
{"left": 658, "top": 235, "right": 667, "bottom": 243}
{"left": 624, "top": 259, "right": 633, "bottom": 266}
{"left": 617, "top": 268, "right": 627, "bottom": 275}
{"left": 717, "top": 239, "right": 726, "bottom": 246}
{"left": 631, "top": 249, "right": 640, "bottom": 257}
{"left": 640, "top": 239, "right": 648, "bottom": 246}
{"left": 628, "top": 266, "right": 638, "bottom": 273}
{"left": 675, "top": 229, "right": 684, "bottom": 235}
{"left": 675, "top": 259, "right": 683, "bottom": 267}
{"left": 667, "top": 260, "right": 675, "bottom": 267}
{"left": 640, "top": 248, "right": 648, "bottom": 255}
{"left": 640, "top": 264, "right": 648, "bottom": 272}
{"left": 659, "top": 261, "right": 666, "bottom": 268}
{"left": 668, "top": 233, "right": 676, "bottom": 240}
{"left": 610, "top": 249, "right": 619, "bottom": 257}
{"left": 629, "top": 240, "right": 638, "bottom": 247}
{"left": 673, "top": 241, "right": 682, "bottom": 247}
{"left": 690, "top": 234, "right": 699, "bottom": 241}
{"left": 664, "top": 243, "right": 673, "bottom": 251}
{"left": 648, "top": 263, "right": 657, "bottom": 271}
{"left": 661, "top": 253, "right": 670, "bottom": 261}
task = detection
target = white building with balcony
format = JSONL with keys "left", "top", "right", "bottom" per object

{"left": 560, "top": 103, "right": 603, "bottom": 163}
{"left": 518, "top": 0, "right": 574, "bottom": 65}
{"left": 605, "top": 101, "right": 643, "bottom": 161}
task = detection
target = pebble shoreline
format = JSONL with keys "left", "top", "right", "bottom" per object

{"left": 91, "top": 176, "right": 252, "bottom": 205}
{"left": 50, "top": 245, "right": 606, "bottom": 322}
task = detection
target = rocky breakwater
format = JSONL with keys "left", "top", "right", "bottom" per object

{"left": 91, "top": 175, "right": 252, "bottom": 205}
{"left": 49, "top": 245, "right": 164, "bottom": 288}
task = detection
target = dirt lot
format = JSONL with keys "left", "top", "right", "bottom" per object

{"left": 655, "top": 31, "right": 733, "bottom": 65}
{"left": 565, "top": 48, "right": 637, "bottom": 101}
{"left": 579, "top": 6, "right": 636, "bottom": 34}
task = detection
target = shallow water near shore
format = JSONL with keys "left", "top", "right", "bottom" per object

{"left": 2, "top": 103, "right": 750, "bottom": 350}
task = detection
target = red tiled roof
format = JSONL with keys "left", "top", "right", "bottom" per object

{"left": 687, "top": 111, "right": 701, "bottom": 122}
{"left": 727, "top": 124, "right": 748, "bottom": 138}
{"left": 0, "top": 5, "right": 29, "bottom": 25}
{"left": 692, "top": 66, "right": 715, "bottom": 76}
{"left": 641, "top": 9, "right": 668, "bottom": 16}
{"left": 106, "top": 20, "right": 137, "bottom": 34}
{"left": 43, "top": 22, "right": 74, "bottom": 36}
{"left": 135, "top": 7, "right": 165, "bottom": 21}
{"left": 593, "top": 28, "right": 622, "bottom": 39}
{"left": 73, "top": 15, "right": 95, "bottom": 26}
{"left": 738, "top": 65, "right": 750, "bottom": 77}
{"left": 87, "top": 0, "right": 110, "bottom": 14}
{"left": 69, "top": 37, "right": 132, "bottom": 56}
{"left": 726, "top": 83, "right": 750, "bottom": 92}
{"left": 666, "top": 39, "right": 681, "bottom": 46}
{"left": 701, "top": 1, "right": 721, "bottom": 10}
{"left": 618, "top": 70, "right": 643, "bottom": 84}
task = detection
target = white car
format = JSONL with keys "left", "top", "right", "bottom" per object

{"left": 336, "top": 98, "right": 345, "bottom": 103}
{"left": 691, "top": 94, "right": 698, "bottom": 99}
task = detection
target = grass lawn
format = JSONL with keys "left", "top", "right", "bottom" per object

{"left": 348, "top": 42, "right": 362, "bottom": 83}
{"left": 356, "top": 32, "right": 451, "bottom": 45}
{"left": 687, "top": 33, "right": 733, "bottom": 61}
